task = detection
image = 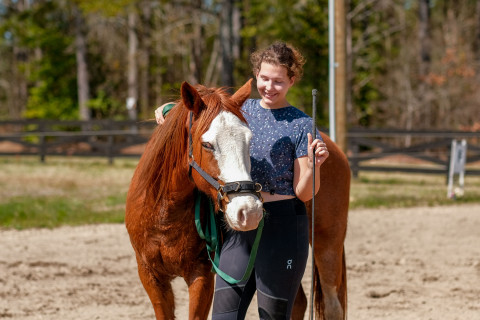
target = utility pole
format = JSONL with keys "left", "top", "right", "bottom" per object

{"left": 335, "top": 0, "right": 348, "bottom": 153}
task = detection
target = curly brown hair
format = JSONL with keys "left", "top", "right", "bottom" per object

{"left": 250, "top": 41, "right": 306, "bottom": 82}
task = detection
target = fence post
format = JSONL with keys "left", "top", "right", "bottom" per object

{"left": 107, "top": 135, "right": 114, "bottom": 165}
{"left": 39, "top": 135, "right": 46, "bottom": 163}
{"left": 350, "top": 138, "right": 359, "bottom": 178}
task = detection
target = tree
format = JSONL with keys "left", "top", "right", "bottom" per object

{"left": 220, "top": 0, "right": 235, "bottom": 88}
{"left": 73, "top": 5, "right": 90, "bottom": 121}
{"left": 127, "top": 6, "right": 138, "bottom": 122}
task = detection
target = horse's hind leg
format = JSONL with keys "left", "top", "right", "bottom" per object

{"left": 292, "top": 247, "right": 345, "bottom": 320}
{"left": 310, "top": 197, "right": 348, "bottom": 320}
{"left": 136, "top": 256, "right": 175, "bottom": 320}
{"left": 314, "top": 242, "right": 345, "bottom": 320}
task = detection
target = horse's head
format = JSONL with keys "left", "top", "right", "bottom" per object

{"left": 181, "top": 79, "right": 263, "bottom": 231}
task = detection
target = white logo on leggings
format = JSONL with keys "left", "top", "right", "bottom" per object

{"left": 287, "top": 259, "right": 293, "bottom": 270}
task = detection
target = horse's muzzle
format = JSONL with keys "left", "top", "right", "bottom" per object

{"left": 224, "top": 193, "right": 264, "bottom": 231}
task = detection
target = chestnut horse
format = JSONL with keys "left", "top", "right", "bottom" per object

{"left": 126, "top": 80, "right": 349, "bottom": 320}
{"left": 125, "top": 80, "right": 264, "bottom": 319}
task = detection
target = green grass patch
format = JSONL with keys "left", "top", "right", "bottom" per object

{"left": 349, "top": 171, "right": 480, "bottom": 209}
{"left": 0, "top": 156, "right": 134, "bottom": 229}
{"left": 0, "top": 195, "right": 126, "bottom": 229}
{"left": 1, "top": 156, "right": 480, "bottom": 229}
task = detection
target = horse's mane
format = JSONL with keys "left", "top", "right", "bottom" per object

{"left": 133, "top": 84, "right": 246, "bottom": 207}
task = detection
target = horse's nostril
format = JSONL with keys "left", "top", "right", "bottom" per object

{"left": 238, "top": 209, "right": 247, "bottom": 224}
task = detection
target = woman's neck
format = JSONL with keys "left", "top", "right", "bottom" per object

{"left": 259, "top": 99, "right": 290, "bottom": 109}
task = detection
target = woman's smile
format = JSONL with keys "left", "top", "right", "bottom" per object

{"left": 256, "top": 62, "right": 294, "bottom": 109}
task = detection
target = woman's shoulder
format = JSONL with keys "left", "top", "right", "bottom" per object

{"left": 242, "top": 98, "right": 260, "bottom": 109}
{"left": 242, "top": 99, "right": 262, "bottom": 115}
{"left": 278, "top": 106, "right": 311, "bottom": 124}
{"left": 286, "top": 106, "right": 309, "bottom": 118}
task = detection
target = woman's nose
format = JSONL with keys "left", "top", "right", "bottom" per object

{"left": 265, "top": 80, "right": 272, "bottom": 90}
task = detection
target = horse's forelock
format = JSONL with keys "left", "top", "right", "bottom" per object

{"left": 195, "top": 86, "right": 246, "bottom": 134}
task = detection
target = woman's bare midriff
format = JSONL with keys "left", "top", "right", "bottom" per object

{"left": 260, "top": 191, "right": 296, "bottom": 203}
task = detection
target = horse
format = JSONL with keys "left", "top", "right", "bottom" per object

{"left": 125, "top": 79, "right": 349, "bottom": 320}
{"left": 125, "top": 79, "right": 264, "bottom": 319}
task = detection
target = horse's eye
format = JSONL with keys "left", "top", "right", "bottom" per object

{"left": 202, "top": 142, "right": 214, "bottom": 151}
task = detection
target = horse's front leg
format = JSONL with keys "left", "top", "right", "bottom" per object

{"left": 291, "top": 285, "right": 307, "bottom": 320}
{"left": 185, "top": 266, "right": 215, "bottom": 320}
{"left": 135, "top": 254, "right": 175, "bottom": 320}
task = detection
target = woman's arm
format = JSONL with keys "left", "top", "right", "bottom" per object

{"left": 293, "top": 133, "right": 329, "bottom": 202}
{"left": 154, "top": 102, "right": 175, "bottom": 124}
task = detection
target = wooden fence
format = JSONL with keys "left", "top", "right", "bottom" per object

{"left": 1, "top": 120, "right": 479, "bottom": 177}
{"left": 348, "top": 128, "right": 480, "bottom": 177}
{"left": 0, "top": 120, "right": 156, "bottom": 164}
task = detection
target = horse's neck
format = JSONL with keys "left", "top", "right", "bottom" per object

{"left": 160, "top": 170, "right": 196, "bottom": 215}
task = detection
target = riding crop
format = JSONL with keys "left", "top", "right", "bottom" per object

{"left": 309, "top": 89, "right": 318, "bottom": 320}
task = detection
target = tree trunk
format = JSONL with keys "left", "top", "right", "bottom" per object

{"left": 139, "top": 1, "right": 152, "bottom": 119}
{"left": 205, "top": 38, "right": 220, "bottom": 86}
{"left": 418, "top": 0, "right": 431, "bottom": 126}
{"left": 232, "top": 0, "right": 241, "bottom": 61}
{"left": 189, "top": 0, "right": 204, "bottom": 84}
{"left": 345, "top": 0, "right": 353, "bottom": 126}
{"left": 7, "top": 0, "right": 29, "bottom": 119}
{"left": 475, "top": 0, "right": 480, "bottom": 59}
{"left": 74, "top": 6, "right": 90, "bottom": 121}
{"left": 220, "top": 0, "right": 234, "bottom": 88}
{"left": 127, "top": 8, "right": 138, "bottom": 123}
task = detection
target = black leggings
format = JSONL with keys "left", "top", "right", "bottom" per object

{"left": 212, "top": 198, "right": 309, "bottom": 320}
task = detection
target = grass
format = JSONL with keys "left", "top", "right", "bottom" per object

{"left": 0, "top": 156, "right": 136, "bottom": 229}
{"left": 1, "top": 156, "right": 480, "bottom": 229}
{"left": 349, "top": 170, "right": 480, "bottom": 209}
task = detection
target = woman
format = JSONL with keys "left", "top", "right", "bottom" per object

{"left": 156, "top": 42, "right": 329, "bottom": 319}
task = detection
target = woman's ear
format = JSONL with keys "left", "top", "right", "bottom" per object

{"left": 289, "top": 76, "right": 296, "bottom": 86}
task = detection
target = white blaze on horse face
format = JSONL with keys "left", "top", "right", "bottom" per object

{"left": 202, "top": 111, "right": 263, "bottom": 231}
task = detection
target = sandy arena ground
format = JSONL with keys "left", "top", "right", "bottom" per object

{"left": 1, "top": 204, "right": 479, "bottom": 320}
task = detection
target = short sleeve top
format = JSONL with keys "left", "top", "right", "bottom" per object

{"left": 242, "top": 99, "right": 321, "bottom": 196}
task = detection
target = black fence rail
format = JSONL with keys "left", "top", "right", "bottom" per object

{"left": 0, "top": 120, "right": 156, "bottom": 164}
{"left": 348, "top": 128, "right": 480, "bottom": 177}
{"left": 1, "top": 121, "right": 480, "bottom": 177}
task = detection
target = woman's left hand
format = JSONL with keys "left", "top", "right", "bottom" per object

{"left": 307, "top": 133, "right": 329, "bottom": 169}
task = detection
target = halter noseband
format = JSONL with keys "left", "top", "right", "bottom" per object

{"left": 187, "top": 111, "right": 263, "bottom": 209}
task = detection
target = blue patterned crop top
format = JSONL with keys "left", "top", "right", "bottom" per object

{"left": 242, "top": 99, "right": 321, "bottom": 196}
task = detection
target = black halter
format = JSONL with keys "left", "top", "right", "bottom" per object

{"left": 187, "top": 112, "right": 263, "bottom": 209}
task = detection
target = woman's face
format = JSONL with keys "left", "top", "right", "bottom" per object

{"left": 256, "top": 62, "right": 295, "bottom": 108}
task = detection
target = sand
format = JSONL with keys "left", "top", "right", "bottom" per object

{"left": 1, "top": 204, "right": 479, "bottom": 319}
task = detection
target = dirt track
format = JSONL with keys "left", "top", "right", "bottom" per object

{"left": 1, "top": 204, "right": 479, "bottom": 319}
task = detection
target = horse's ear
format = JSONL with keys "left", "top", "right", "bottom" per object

{"left": 231, "top": 79, "right": 252, "bottom": 108}
{"left": 181, "top": 81, "right": 205, "bottom": 115}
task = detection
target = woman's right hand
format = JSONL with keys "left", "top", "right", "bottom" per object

{"left": 154, "top": 103, "right": 169, "bottom": 125}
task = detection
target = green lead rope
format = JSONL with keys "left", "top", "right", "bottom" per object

{"left": 194, "top": 190, "right": 264, "bottom": 285}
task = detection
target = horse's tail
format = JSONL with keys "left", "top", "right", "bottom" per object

{"left": 339, "top": 249, "right": 348, "bottom": 319}
{"left": 313, "top": 247, "right": 348, "bottom": 320}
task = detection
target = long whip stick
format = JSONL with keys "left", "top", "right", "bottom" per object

{"left": 309, "top": 89, "right": 318, "bottom": 320}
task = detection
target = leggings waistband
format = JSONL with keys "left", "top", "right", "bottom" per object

{"left": 263, "top": 198, "right": 306, "bottom": 217}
